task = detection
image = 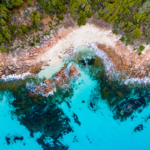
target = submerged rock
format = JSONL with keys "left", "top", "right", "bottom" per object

{"left": 44, "top": 78, "right": 53, "bottom": 85}
{"left": 29, "top": 64, "right": 79, "bottom": 97}
{"left": 79, "top": 58, "right": 95, "bottom": 66}
{"left": 69, "top": 65, "right": 79, "bottom": 78}
{"left": 114, "top": 96, "right": 146, "bottom": 121}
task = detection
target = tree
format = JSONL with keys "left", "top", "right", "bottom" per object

{"left": 0, "top": 18, "right": 6, "bottom": 26}
{"left": 57, "top": 14, "right": 64, "bottom": 20}
{"left": 0, "top": 43, "right": 8, "bottom": 53}
{"left": 0, "top": 4, "right": 9, "bottom": 21}
{"left": 28, "top": 0, "right": 33, "bottom": 6}
{"left": 132, "top": 28, "right": 142, "bottom": 39}
{"left": 77, "top": 17, "right": 86, "bottom": 26}
{"left": 5, "top": 32, "right": 11, "bottom": 41}
{"left": 2, "top": 25, "right": 9, "bottom": 34}
{"left": 12, "top": 0, "right": 24, "bottom": 8}
{"left": 34, "top": 13, "right": 41, "bottom": 26}
{"left": 10, "top": 23, "right": 17, "bottom": 34}
{"left": 30, "top": 12, "right": 41, "bottom": 27}
{"left": 22, "top": 25, "right": 28, "bottom": 33}
{"left": 0, "top": 34, "right": 6, "bottom": 44}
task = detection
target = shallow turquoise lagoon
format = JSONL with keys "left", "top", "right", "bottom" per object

{"left": 0, "top": 46, "right": 150, "bottom": 150}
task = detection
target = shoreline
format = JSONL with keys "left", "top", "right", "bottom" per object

{"left": 1, "top": 23, "right": 150, "bottom": 83}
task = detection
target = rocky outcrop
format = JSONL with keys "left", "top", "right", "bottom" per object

{"left": 30, "top": 64, "right": 80, "bottom": 97}
{"left": 69, "top": 65, "right": 79, "bottom": 77}
{"left": 54, "top": 65, "right": 69, "bottom": 85}
{"left": 2, "top": 61, "right": 44, "bottom": 77}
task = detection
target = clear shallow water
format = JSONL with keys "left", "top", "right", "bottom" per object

{"left": 0, "top": 92, "right": 42, "bottom": 150}
{"left": 0, "top": 46, "right": 150, "bottom": 150}
{"left": 38, "top": 59, "right": 64, "bottom": 79}
{"left": 60, "top": 68, "right": 150, "bottom": 150}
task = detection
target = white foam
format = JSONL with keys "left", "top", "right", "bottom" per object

{"left": 1, "top": 72, "right": 32, "bottom": 81}
{"left": 73, "top": 43, "right": 150, "bottom": 85}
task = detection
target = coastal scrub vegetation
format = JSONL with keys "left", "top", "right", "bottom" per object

{"left": 1, "top": 0, "right": 150, "bottom": 52}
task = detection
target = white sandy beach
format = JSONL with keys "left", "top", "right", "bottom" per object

{"left": 2, "top": 23, "right": 150, "bottom": 84}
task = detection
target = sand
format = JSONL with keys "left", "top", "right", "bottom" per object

{"left": 2, "top": 23, "right": 150, "bottom": 82}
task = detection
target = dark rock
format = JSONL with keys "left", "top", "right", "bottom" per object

{"left": 13, "top": 136, "right": 23, "bottom": 142}
{"left": 5, "top": 137, "right": 10, "bottom": 145}
{"left": 134, "top": 124, "right": 144, "bottom": 132}
{"left": 72, "top": 113, "right": 81, "bottom": 126}
{"left": 90, "top": 102, "right": 94, "bottom": 108}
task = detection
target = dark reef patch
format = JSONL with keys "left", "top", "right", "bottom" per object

{"left": 134, "top": 124, "right": 144, "bottom": 132}
{"left": 5, "top": 135, "right": 24, "bottom": 145}
{"left": 5, "top": 137, "right": 11, "bottom": 145}
{"left": 79, "top": 58, "right": 95, "bottom": 66}
{"left": 72, "top": 113, "right": 81, "bottom": 126}
{"left": 0, "top": 75, "right": 74, "bottom": 149}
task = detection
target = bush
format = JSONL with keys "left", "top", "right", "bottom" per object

{"left": 28, "top": 0, "right": 33, "bottom": 6}
{"left": 31, "top": 24, "right": 37, "bottom": 30}
{"left": 132, "top": 28, "right": 142, "bottom": 39}
{"left": 126, "top": 38, "right": 131, "bottom": 43}
{"left": 22, "top": 26, "right": 28, "bottom": 33}
{"left": 0, "top": 43, "right": 8, "bottom": 53}
{"left": 36, "top": 39, "right": 40, "bottom": 43}
{"left": 120, "top": 36, "right": 125, "bottom": 42}
{"left": 0, "top": 48, "right": 8, "bottom": 53}
{"left": 29, "top": 42, "right": 35, "bottom": 46}
{"left": 139, "top": 45, "right": 145, "bottom": 51}
{"left": 113, "top": 30, "right": 118, "bottom": 35}
{"left": 77, "top": 17, "right": 86, "bottom": 26}
{"left": 138, "top": 52, "right": 142, "bottom": 55}
{"left": 57, "top": 15, "right": 64, "bottom": 20}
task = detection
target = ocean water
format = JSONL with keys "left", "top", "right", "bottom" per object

{"left": 60, "top": 68, "right": 150, "bottom": 150}
{"left": 0, "top": 92, "right": 43, "bottom": 150}
{"left": 0, "top": 45, "right": 150, "bottom": 150}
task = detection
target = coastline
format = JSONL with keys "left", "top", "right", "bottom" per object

{"left": 1, "top": 23, "right": 150, "bottom": 82}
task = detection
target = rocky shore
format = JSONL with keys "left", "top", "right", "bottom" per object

{"left": 28, "top": 65, "right": 79, "bottom": 97}
{"left": 1, "top": 23, "right": 150, "bottom": 81}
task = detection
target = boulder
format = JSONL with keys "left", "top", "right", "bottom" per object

{"left": 69, "top": 65, "right": 79, "bottom": 77}
{"left": 44, "top": 78, "right": 53, "bottom": 85}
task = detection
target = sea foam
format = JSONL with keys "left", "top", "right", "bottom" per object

{"left": 73, "top": 43, "right": 150, "bottom": 85}
{"left": 1, "top": 72, "right": 32, "bottom": 81}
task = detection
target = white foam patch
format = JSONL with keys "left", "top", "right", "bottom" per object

{"left": 72, "top": 43, "right": 150, "bottom": 85}
{"left": 1, "top": 72, "right": 32, "bottom": 81}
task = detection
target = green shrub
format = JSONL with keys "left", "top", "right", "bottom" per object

{"left": 31, "top": 24, "right": 37, "bottom": 30}
{"left": 139, "top": 45, "right": 145, "bottom": 51}
{"left": 28, "top": 0, "right": 33, "bottom": 6}
{"left": 126, "top": 38, "right": 131, "bottom": 43}
{"left": 138, "top": 52, "right": 142, "bottom": 55}
{"left": 120, "top": 36, "right": 125, "bottom": 42}
{"left": 132, "top": 28, "right": 142, "bottom": 39}
{"left": 77, "top": 17, "right": 86, "bottom": 26}
{"left": 36, "top": 39, "right": 40, "bottom": 43}
{"left": 29, "top": 42, "right": 35, "bottom": 46}
{"left": 113, "top": 30, "right": 118, "bottom": 35}
{"left": 22, "top": 26, "right": 28, "bottom": 33}
{"left": 57, "top": 15, "right": 64, "bottom": 20}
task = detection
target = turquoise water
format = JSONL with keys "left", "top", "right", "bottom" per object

{"left": 0, "top": 46, "right": 150, "bottom": 149}
{"left": 60, "top": 67, "right": 150, "bottom": 150}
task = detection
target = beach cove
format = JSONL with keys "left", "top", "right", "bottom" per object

{"left": 0, "top": 23, "right": 150, "bottom": 149}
